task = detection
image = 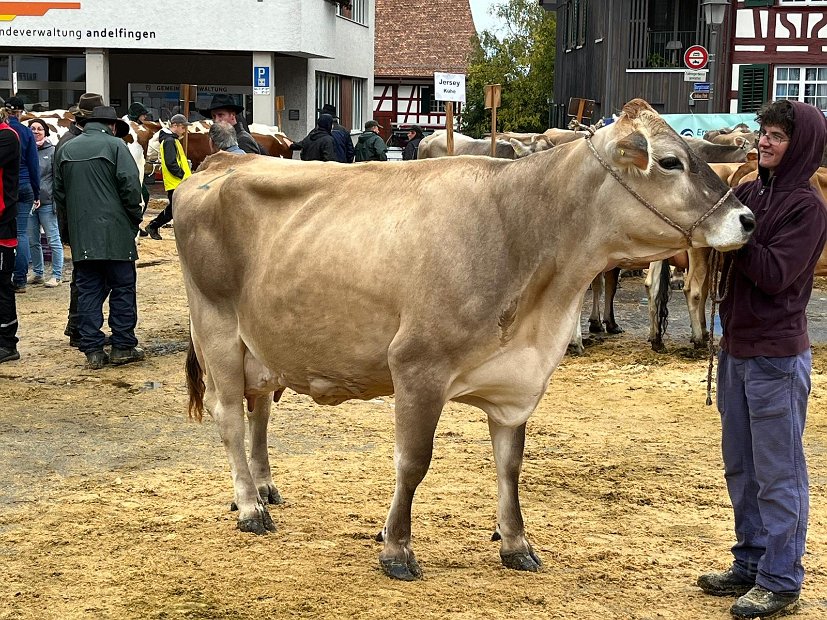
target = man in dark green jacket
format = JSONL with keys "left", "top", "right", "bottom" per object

{"left": 355, "top": 120, "right": 388, "bottom": 162}
{"left": 54, "top": 106, "right": 145, "bottom": 369}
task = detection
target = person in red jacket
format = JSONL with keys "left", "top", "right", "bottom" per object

{"left": 698, "top": 100, "right": 827, "bottom": 619}
{"left": 0, "top": 98, "right": 21, "bottom": 363}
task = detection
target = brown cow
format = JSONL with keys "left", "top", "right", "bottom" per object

{"left": 175, "top": 99, "right": 754, "bottom": 580}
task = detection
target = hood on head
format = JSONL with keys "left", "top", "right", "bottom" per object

{"left": 761, "top": 101, "right": 827, "bottom": 188}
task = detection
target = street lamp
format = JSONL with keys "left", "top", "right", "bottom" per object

{"left": 702, "top": 0, "right": 729, "bottom": 113}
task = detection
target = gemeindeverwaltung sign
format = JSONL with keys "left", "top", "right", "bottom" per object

{"left": 0, "top": 0, "right": 321, "bottom": 52}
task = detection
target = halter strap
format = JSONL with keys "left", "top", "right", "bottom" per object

{"left": 584, "top": 135, "right": 733, "bottom": 247}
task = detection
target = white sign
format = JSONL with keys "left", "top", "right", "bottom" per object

{"left": 11, "top": 71, "right": 17, "bottom": 95}
{"left": 253, "top": 87, "right": 270, "bottom": 96}
{"left": 684, "top": 70, "right": 708, "bottom": 82}
{"left": 434, "top": 72, "right": 466, "bottom": 103}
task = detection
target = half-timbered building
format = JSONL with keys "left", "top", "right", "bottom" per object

{"left": 544, "top": 0, "right": 827, "bottom": 124}
{"left": 373, "top": 0, "right": 476, "bottom": 139}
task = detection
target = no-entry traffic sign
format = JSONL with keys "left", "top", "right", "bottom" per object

{"left": 684, "top": 45, "right": 709, "bottom": 71}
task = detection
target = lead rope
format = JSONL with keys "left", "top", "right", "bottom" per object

{"left": 705, "top": 250, "right": 734, "bottom": 405}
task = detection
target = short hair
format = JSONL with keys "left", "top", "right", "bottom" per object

{"left": 756, "top": 100, "right": 795, "bottom": 139}
{"left": 209, "top": 121, "right": 239, "bottom": 150}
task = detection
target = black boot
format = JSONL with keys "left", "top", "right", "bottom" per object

{"left": 730, "top": 586, "right": 799, "bottom": 619}
{"left": 697, "top": 568, "right": 754, "bottom": 596}
{"left": 0, "top": 347, "right": 20, "bottom": 363}
{"left": 85, "top": 350, "right": 109, "bottom": 369}
{"left": 147, "top": 225, "right": 162, "bottom": 240}
{"left": 110, "top": 346, "right": 145, "bottom": 365}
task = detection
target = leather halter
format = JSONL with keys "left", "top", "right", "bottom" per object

{"left": 584, "top": 135, "right": 733, "bottom": 247}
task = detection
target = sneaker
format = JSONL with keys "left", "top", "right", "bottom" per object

{"left": 110, "top": 346, "right": 145, "bottom": 365}
{"left": 0, "top": 347, "right": 20, "bottom": 363}
{"left": 13, "top": 284, "right": 26, "bottom": 294}
{"left": 147, "top": 226, "right": 162, "bottom": 241}
{"left": 43, "top": 277, "right": 61, "bottom": 288}
{"left": 85, "top": 350, "right": 109, "bottom": 369}
{"left": 27, "top": 274, "right": 44, "bottom": 285}
{"left": 730, "top": 585, "right": 799, "bottom": 619}
{"left": 698, "top": 568, "right": 755, "bottom": 596}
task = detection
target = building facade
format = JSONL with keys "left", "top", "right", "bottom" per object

{"left": 373, "top": 0, "right": 476, "bottom": 139}
{"left": 545, "top": 0, "right": 827, "bottom": 124}
{"left": 0, "top": 0, "right": 375, "bottom": 136}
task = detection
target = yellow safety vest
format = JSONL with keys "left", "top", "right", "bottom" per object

{"left": 160, "top": 136, "right": 192, "bottom": 191}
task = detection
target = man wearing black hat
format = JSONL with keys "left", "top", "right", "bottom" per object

{"left": 54, "top": 106, "right": 145, "bottom": 369}
{"left": 199, "top": 94, "right": 261, "bottom": 154}
{"left": 355, "top": 120, "right": 388, "bottom": 162}
{"left": 55, "top": 93, "right": 105, "bottom": 349}
{"left": 0, "top": 97, "right": 21, "bottom": 363}
{"left": 403, "top": 125, "right": 425, "bottom": 161}
{"left": 320, "top": 103, "right": 355, "bottom": 163}
{"left": 126, "top": 102, "right": 150, "bottom": 125}
{"left": 4, "top": 97, "right": 40, "bottom": 293}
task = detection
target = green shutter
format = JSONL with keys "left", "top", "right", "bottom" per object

{"left": 738, "top": 64, "right": 769, "bottom": 113}
{"left": 744, "top": 0, "right": 773, "bottom": 7}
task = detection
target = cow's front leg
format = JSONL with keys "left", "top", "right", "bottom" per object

{"left": 379, "top": 386, "right": 443, "bottom": 581}
{"left": 488, "top": 420, "right": 542, "bottom": 572}
{"left": 246, "top": 393, "right": 283, "bottom": 506}
{"left": 214, "top": 397, "right": 275, "bottom": 534}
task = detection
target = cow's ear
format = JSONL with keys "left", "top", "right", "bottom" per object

{"left": 610, "top": 131, "right": 649, "bottom": 170}
{"left": 509, "top": 138, "right": 532, "bottom": 158}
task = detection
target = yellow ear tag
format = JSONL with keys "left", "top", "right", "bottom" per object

{"left": 620, "top": 148, "right": 625, "bottom": 156}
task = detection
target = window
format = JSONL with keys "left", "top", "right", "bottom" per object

{"left": 565, "top": 0, "right": 586, "bottom": 49}
{"left": 0, "top": 54, "right": 86, "bottom": 111}
{"left": 351, "top": 78, "right": 365, "bottom": 131}
{"left": 337, "top": 0, "right": 368, "bottom": 25}
{"left": 739, "top": 64, "right": 769, "bottom": 112}
{"left": 629, "top": 0, "right": 706, "bottom": 69}
{"left": 775, "top": 66, "right": 827, "bottom": 112}
{"left": 316, "top": 71, "right": 340, "bottom": 120}
{"left": 778, "top": 1, "right": 827, "bottom": 6}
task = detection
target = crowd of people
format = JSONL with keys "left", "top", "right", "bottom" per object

{"left": 0, "top": 87, "right": 826, "bottom": 619}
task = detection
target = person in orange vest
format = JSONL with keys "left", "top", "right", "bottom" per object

{"left": 142, "top": 114, "right": 192, "bottom": 240}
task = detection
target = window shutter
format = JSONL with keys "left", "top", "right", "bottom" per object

{"left": 744, "top": 0, "right": 773, "bottom": 7}
{"left": 738, "top": 64, "right": 769, "bottom": 113}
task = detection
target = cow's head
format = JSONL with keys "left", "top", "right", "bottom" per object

{"left": 594, "top": 98, "right": 754, "bottom": 254}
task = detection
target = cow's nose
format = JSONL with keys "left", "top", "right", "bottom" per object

{"left": 740, "top": 212, "right": 756, "bottom": 233}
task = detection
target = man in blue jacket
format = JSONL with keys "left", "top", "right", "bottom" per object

{"left": 698, "top": 100, "right": 827, "bottom": 619}
{"left": 5, "top": 97, "right": 40, "bottom": 293}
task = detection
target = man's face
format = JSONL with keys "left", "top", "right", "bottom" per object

{"left": 138, "top": 113, "right": 148, "bottom": 123}
{"left": 171, "top": 122, "right": 187, "bottom": 137}
{"left": 212, "top": 109, "right": 237, "bottom": 125}
{"left": 758, "top": 124, "right": 791, "bottom": 172}
{"left": 407, "top": 131, "right": 415, "bottom": 141}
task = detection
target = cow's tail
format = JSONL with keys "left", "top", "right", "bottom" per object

{"left": 653, "top": 259, "right": 671, "bottom": 348}
{"left": 186, "top": 334, "right": 205, "bottom": 422}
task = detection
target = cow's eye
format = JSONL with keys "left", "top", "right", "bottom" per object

{"left": 658, "top": 157, "right": 683, "bottom": 171}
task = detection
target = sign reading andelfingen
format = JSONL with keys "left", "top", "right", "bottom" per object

{"left": 0, "top": 26, "right": 156, "bottom": 41}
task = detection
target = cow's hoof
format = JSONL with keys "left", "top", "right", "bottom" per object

{"left": 650, "top": 341, "right": 667, "bottom": 353}
{"left": 260, "top": 485, "right": 284, "bottom": 505}
{"left": 236, "top": 507, "right": 276, "bottom": 534}
{"left": 588, "top": 320, "right": 605, "bottom": 334}
{"left": 501, "top": 550, "right": 543, "bottom": 572}
{"left": 380, "top": 558, "right": 422, "bottom": 581}
{"left": 606, "top": 324, "right": 624, "bottom": 335}
{"left": 567, "top": 343, "right": 585, "bottom": 356}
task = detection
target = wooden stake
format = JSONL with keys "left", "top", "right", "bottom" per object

{"left": 490, "top": 105, "right": 498, "bottom": 157}
{"left": 446, "top": 101, "right": 454, "bottom": 156}
{"left": 181, "top": 83, "right": 194, "bottom": 156}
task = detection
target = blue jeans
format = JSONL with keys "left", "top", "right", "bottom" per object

{"left": 27, "top": 203, "right": 63, "bottom": 280}
{"left": 13, "top": 183, "right": 33, "bottom": 287}
{"left": 717, "top": 349, "right": 810, "bottom": 594}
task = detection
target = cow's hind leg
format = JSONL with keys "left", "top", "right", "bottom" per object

{"left": 488, "top": 420, "right": 541, "bottom": 572}
{"left": 247, "top": 392, "right": 284, "bottom": 506}
{"left": 378, "top": 382, "right": 444, "bottom": 581}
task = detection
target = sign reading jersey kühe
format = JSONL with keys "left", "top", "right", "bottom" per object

{"left": 0, "top": 0, "right": 328, "bottom": 53}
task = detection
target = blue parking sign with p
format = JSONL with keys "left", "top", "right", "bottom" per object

{"left": 254, "top": 66, "right": 270, "bottom": 88}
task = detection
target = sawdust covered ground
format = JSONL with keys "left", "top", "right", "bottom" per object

{"left": 2, "top": 207, "right": 827, "bottom": 619}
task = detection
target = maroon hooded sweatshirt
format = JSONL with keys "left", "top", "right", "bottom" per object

{"left": 719, "top": 101, "right": 827, "bottom": 358}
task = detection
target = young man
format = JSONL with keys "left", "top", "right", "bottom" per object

{"left": 143, "top": 114, "right": 192, "bottom": 241}
{"left": 355, "top": 120, "right": 388, "bottom": 162}
{"left": 402, "top": 125, "right": 425, "bottom": 160}
{"left": 53, "top": 106, "right": 145, "bottom": 369}
{"left": 698, "top": 100, "right": 827, "bottom": 619}
{"left": 0, "top": 98, "right": 21, "bottom": 363}
{"left": 199, "top": 94, "right": 261, "bottom": 154}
